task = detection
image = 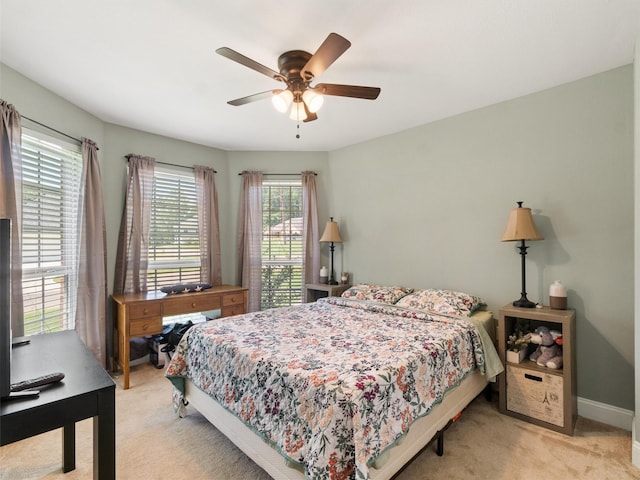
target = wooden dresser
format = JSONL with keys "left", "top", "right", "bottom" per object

{"left": 112, "top": 285, "right": 247, "bottom": 389}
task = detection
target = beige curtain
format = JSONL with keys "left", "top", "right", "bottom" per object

{"left": 113, "top": 155, "right": 155, "bottom": 295}
{"left": 75, "top": 138, "right": 108, "bottom": 366}
{"left": 236, "top": 171, "right": 263, "bottom": 312}
{"left": 194, "top": 166, "right": 221, "bottom": 286}
{"left": 0, "top": 100, "right": 24, "bottom": 336}
{"left": 302, "top": 171, "right": 320, "bottom": 288}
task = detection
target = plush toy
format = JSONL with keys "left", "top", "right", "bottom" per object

{"left": 529, "top": 326, "right": 563, "bottom": 369}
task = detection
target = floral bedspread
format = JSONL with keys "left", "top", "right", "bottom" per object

{"left": 166, "top": 297, "right": 488, "bottom": 480}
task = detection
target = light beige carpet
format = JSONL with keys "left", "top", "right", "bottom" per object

{"left": 1, "top": 362, "right": 638, "bottom": 480}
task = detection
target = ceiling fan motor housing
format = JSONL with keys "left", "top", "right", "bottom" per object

{"left": 278, "top": 50, "right": 313, "bottom": 95}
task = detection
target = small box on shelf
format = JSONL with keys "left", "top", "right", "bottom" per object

{"left": 506, "top": 349, "right": 527, "bottom": 364}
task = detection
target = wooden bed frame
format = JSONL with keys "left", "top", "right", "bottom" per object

{"left": 183, "top": 368, "right": 489, "bottom": 479}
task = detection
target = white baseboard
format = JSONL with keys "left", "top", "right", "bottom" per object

{"left": 578, "top": 396, "right": 633, "bottom": 431}
{"left": 632, "top": 421, "right": 640, "bottom": 468}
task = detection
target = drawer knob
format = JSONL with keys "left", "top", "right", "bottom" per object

{"left": 142, "top": 324, "right": 148, "bottom": 331}
{"left": 143, "top": 309, "right": 149, "bottom": 314}
{"left": 192, "top": 302, "right": 197, "bottom": 308}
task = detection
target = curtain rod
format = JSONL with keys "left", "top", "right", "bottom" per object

{"left": 21, "top": 115, "right": 99, "bottom": 150}
{"left": 126, "top": 155, "right": 217, "bottom": 173}
{"left": 158, "top": 160, "right": 217, "bottom": 174}
{"left": 237, "top": 172, "right": 316, "bottom": 176}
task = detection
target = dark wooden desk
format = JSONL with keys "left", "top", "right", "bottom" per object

{"left": 1, "top": 331, "right": 115, "bottom": 478}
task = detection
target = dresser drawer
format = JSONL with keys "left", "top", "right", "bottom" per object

{"left": 163, "top": 294, "right": 221, "bottom": 316}
{"left": 222, "top": 292, "right": 246, "bottom": 307}
{"left": 128, "top": 302, "right": 161, "bottom": 319}
{"left": 222, "top": 305, "right": 246, "bottom": 317}
{"left": 129, "top": 316, "right": 162, "bottom": 336}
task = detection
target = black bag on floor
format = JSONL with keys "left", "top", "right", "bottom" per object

{"left": 160, "top": 321, "right": 194, "bottom": 358}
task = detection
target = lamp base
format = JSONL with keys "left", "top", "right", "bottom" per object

{"left": 512, "top": 295, "right": 537, "bottom": 309}
{"left": 328, "top": 280, "right": 338, "bottom": 285}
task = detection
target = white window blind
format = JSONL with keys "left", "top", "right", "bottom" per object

{"left": 21, "top": 129, "right": 83, "bottom": 335}
{"left": 261, "top": 180, "right": 303, "bottom": 309}
{"left": 147, "top": 167, "right": 201, "bottom": 290}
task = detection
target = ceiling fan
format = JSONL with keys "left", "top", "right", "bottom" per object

{"left": 216, "top": 33, "right": 381, "bottom": 123}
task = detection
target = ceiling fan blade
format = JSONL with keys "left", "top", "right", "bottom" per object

{"left": 302, "top": 33, "right": 351, "bottom": 80}
{"left": 302, "top": 101, "right": 318, "bottom": 122}
{"left": 227, "top": 90, "right": 277, "bottom": 106}
{"left": 314, "top": 83, "right": 381, "bottom": 100}
{"left": 216, "top": 47, "right": 285, "bottom": 82}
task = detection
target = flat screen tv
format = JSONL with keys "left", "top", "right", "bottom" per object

{"left": 0, "top": 218, "right": 12, "bottom": 399}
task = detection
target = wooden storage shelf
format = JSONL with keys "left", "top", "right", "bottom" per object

{"left": 506, "top": 358, "right": 563, "bottom": 375}
{"left": 498, "top": 304, "right": 576, "bottom": 435}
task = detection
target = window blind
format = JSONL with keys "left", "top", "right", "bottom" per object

{"left": 261, "top": 180, "right": 303, "bottom": 308}
{"left": 147, "top": 167, "right": 201, "bottom": 290}
{"left": 21, "top": 129, "right": 82, "bottom": 335}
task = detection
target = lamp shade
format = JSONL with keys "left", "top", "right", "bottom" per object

{"left": 272, "top": 89, "right": 293, "bottom": 113}
{"left": 319, "top": 218, "right": 343, "bottom": 243}
{"left": 302, "top": 89, "right": 324, "bottom": 113}
{"left": 501, "top": 203, "right": 543, "bottom": 242}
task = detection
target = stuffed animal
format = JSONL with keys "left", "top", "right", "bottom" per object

{"left": 529, "top": 326, "right": 563, "bottom": 369}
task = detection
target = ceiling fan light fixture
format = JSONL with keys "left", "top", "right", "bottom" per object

{"left": 272, "top": 89, "right": 293, "bottom": 113}
{"left": 302, "top": 90, "right": 324, "bottom": 113}
{"left": 217, "top": 33, "right": 380, "bottom": 125}
{"left": 289, "top": 101, "right": 307, "bottom": 121}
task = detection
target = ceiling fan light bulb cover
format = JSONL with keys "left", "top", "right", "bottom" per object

{"left": 289, "top": 102, "right": 307, "bottom": 121}
{"left": 272, "top": 90, "right": 293, "bottom": 113}
{"left": 302, "top": 90, "right": 324, "bottom": 113}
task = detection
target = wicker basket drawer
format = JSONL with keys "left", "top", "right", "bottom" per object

{"left": 506, "top": 364, "right": 564, "bottom": 427}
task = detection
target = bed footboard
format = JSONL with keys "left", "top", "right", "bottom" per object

{"left": 182, "top": 370, "right": 489, "bottom": 480}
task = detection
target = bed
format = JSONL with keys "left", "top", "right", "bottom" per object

{"left": 166, "top": 285, "right": 503, "bottom": 480}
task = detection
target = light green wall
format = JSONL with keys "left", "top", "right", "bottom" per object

{"left": 0, "top": 62, "right": 634, "bottom": 410}
{"left": 0, "top": 65, "right": 104, "bottom": 154}
{"left": 328, "top": 65, "right": 634, "bottom": 409}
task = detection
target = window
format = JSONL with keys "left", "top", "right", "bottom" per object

{"left": 262, "top": 180, "right": 303, "bottom": 309}
{"left": 21, "top": 129, "right": 83, "bottom": 335}
{"left": 146, "top": 167, "right": 201, "bottom": 291}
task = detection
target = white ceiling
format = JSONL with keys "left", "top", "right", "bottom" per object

{"left": 2, "top": 1, "right": 639, "bottom": 152}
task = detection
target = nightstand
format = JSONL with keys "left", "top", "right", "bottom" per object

{"left": 304, "top": 283, "right": 350, "bottom": 302}
{"left": 498, "top": 304, "right": 576, "bottom": 435}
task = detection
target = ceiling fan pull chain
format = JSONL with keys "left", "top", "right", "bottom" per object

{"left": 296, "top": 122, "right": 300, "bottom": 139}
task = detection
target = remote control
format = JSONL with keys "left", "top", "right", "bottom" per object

{"left": 10, "top": 372, "right": 65, "bottom": 392}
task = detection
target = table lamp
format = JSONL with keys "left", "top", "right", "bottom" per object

{"left": 319, "top": 217, "right": 343, "bottom": 285}
{"left": 501, "top": 201, "right": 543, "bottom": 308}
